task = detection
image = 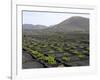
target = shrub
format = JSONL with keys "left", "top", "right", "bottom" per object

{"left": 62, "top": 54, "right": 70, "bottom": 62}
{"left": 45, "top": 56, "right": 56, "bottom": 65}
{"left": 77, "top": 54, "right": 85, "bottom": 59}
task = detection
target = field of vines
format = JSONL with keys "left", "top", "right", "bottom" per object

{"left": 22, "top": 33, "right": 89, "bottom": 69}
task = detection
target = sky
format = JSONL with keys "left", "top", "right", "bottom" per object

{"left": 23, "top": 11, "right": 89, "bottom": 26}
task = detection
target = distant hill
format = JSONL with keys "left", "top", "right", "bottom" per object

{"left": 43, "top": 16, "right": 89, "bottom": 33}
{"left": 22, "top": 24, "right": 48, "bottom": 30}
{"left": 23, "top": 16, "right": 89, "bottom": 34}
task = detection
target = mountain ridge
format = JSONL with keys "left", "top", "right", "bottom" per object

{"left": 23, "top": 16, "right": 89, "bottom": 34}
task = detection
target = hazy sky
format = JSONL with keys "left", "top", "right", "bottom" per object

{"left": 23, "top": 11, "right": 89, "bottom": 26}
